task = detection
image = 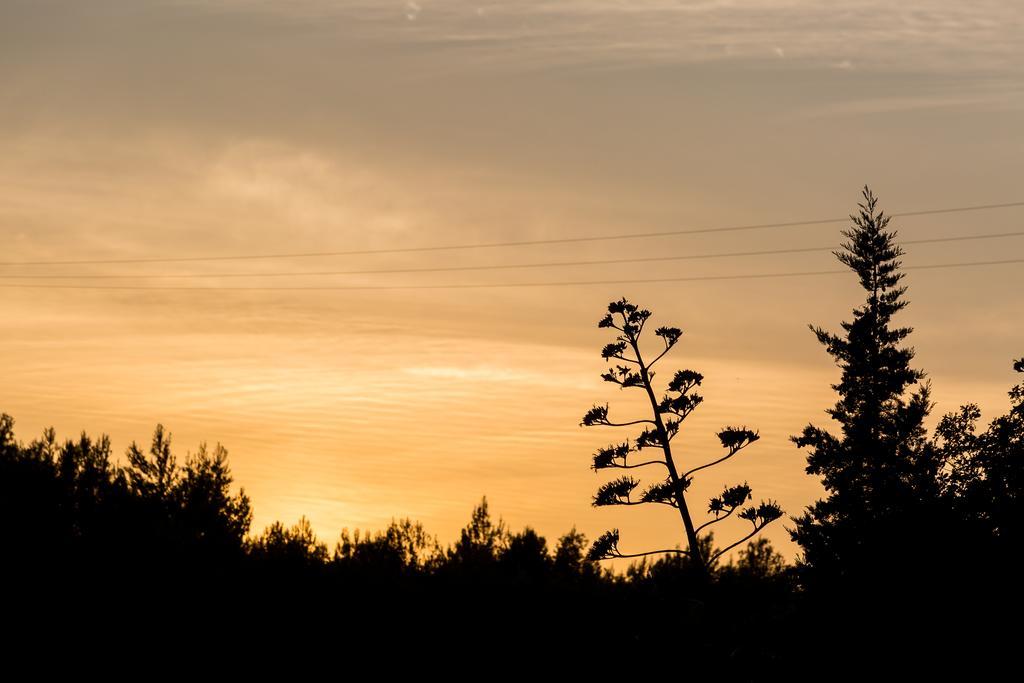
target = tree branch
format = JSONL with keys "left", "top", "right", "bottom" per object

{"left": 604, "top": 419, "right": 657, "bottom": 427}
{"left": 709, "top": 524, "right": 766, "bottom": 564}
{"left": 607, "top": 460, "right": 667, "bottom": 470}
{"left": 600, "top": 499, "right": 678, "bottom": 508}
{"left": 695, "top": 506, "right": 738, "bottom": 535}
{"left": 648, "top": 345, "right": 673, "bottom": 368}
{"left": 613, "top": 548, "right": 689, "bottom": 559}
{"left": 684, "top": 445, "right": 746, "bottom": 478}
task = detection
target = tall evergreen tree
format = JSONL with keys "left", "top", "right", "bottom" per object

{"left": 790, "top": 186, "right": 942, "bottom": 581}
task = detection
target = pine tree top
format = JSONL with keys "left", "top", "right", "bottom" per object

{"left": 836, "top": 186, "right": 906, "bottom": 298}
{"left": 808, "top": 186, "right": 927, "bottom": 442}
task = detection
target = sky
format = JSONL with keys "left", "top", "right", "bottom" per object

{"left": 1, "top": 0, "right": 1022, "bottom": 562}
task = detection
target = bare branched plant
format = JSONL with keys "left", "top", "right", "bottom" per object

{"left": 582, "top": 298, "right": 782, "bottom": 576}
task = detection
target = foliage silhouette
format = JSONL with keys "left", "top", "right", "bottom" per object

{"left": 733, "top": 537, "right": 787, "bottom": 579}
{"left": 932, "top": 356, "right": 1024, "bottom": 663}
{"left": 936, "top": 358, "right": 1024, "bottom": 551}
{"left": 789, "top": 186, "right": 946, "bottom": 584}
{"left": 249, "top": 516, "right": 329, "bottom": 567}
{"left": 446, "top": 496, "right": 509, "bottom": 569}
{"left": 335, "top": 518, "right": 442, "bottom": 576}
{"left": 124, "top": 424, "right": 177, "bottom": 499}
{"left": 177, "top": 442, "right": 253, "bottom": 553}
{"left": 582, "top": 298, "right": 782, "bottom": 574}
{"left": 779, "top": 188, "right": 1024, "bottom": 670}
{"left": 500, "top": 526, "right": 553, "bottom": 580}
{"left": 0, "top": 411, "right": 797, "bottom": 666}
{"left": 553, "top": 527, "right": 602, "bottom": 580}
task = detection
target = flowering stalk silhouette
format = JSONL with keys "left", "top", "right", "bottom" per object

{"left": 583, "top": 298, "right": 782, "bottom": 575}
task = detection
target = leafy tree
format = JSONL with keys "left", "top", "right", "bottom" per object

{"left": 119, "top": 425, "right": 251, "bottom": 563}
{"left": 0, "top": 415, "right": 64, "bottom": 564}
{"left": 931, "top": 358, "right": 1024, "bottom": 652}
{"left": 624, "top": 532, "right": 721, "bottom": 582}
{"left": 176, "top": 442, "right": 253, "bottom": 552}
{"left": 446, "top": 496, "right": 509, "bottom": 568}
{"left": 56, "top": 431, "right": 119, "bottom": 547}
{"left": 582, "top": 298, "right": 782, "bottom": 575}
{"left": 936, "top": 357, "right": 1024, "bottom": 547}
{"left": 499, "top": 526, "right": 552, "bottom": 579}
{"left": 335, "top": 518, "right": 441, "bottom": 574}
{"left": 124, "top": 424, "right": 177, "bottom": 500}
{"left": 249, "top": 517, "right": 329, "bottom": 567}
{"left": 790, "top": 186, "right": 943, "bottom": 579}
{"left": 552, "top": 527, "right": 601, "bottom": 580}
{"left": 733, "top": 537, "right": 786, "bottom": 579}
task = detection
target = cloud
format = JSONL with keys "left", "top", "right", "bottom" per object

{"left": 403, "top": 365, "right": 545, "bottom": 383}
{"left": 203, "top": 141, "right": 422, "bottom": 239}
{"left": 173, "top": 0, "right": 1024, "bottom": 74}
{"left": 4, "top": 0, "right": 1022, "bottom": 148}
{"left": 0, "top": 134, "right": 447, "bottom": 267}
{"left": 799, "top": 85, "right": 1024, "bottom": 118}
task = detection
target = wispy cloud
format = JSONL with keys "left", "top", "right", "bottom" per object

{"left": 184, "top": 0, "right": 1024, "bottom": 73}
{"left": 800, "top": 88, "right": 1024, "bottom": 118}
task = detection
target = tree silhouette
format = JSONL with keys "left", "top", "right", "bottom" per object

{"left": 335, "top": 518, "right": 441, "bottom": 575}
{"left": 937, "top": 357, "right": 1024, "bottom": 548}
{"left": 582, "top": 298, "right": 782, "bottom": 575}
{"left": 733, "top": 537, "right": 786, "bottom": 579}
{"left": 249, "top": 516, "right": 329, "bottom": 567}
{"left": 119, "top": 425, "right": 252, "bottom": 564}
{"left": 446, "top": 496, "right": 509, "bottom": 569}
{"left": 124, "top": 424, "right": 177, "bottom": 500}
{"left": 177, "top": 442, "right": 253, "bottom": 554}
{"left": 790, "top": 186, "right": 942, "bottom": 580}
{"left": 499, "top": 527, "right": 552, "bottom": 580}
{"left": 552, "top": 527, "right": 602, "bottom": 580}
{"left": 0, "top": 409, "right": 805, "bottom": 666}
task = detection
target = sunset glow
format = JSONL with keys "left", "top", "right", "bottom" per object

{"left": 3, "top": 0, "right": 1022, "bottom": 562}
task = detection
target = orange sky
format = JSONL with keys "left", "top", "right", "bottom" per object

{"left": 1, "top": 1, "right": 1022, "bottom": 561}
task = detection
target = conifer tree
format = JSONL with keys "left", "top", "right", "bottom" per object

{"left": 791, "top": 186, "right": 941, "bottom": 578}
{"left": 582, "top": 298, "right": 781, "bottom": 575}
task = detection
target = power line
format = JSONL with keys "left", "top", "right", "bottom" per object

{"left": 2, "top": 200, "right": 1023, "bottom": 268}
{"left": 0, "top": 257, "right": 1020, "bottom": 291}
{"left": 1, "top": 229, "right": 1022, "bottom": 281}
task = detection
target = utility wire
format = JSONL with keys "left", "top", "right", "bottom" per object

{"left": 1, "top": 229, "right": 1022, "bottom": 281}
{"left": 0, "top": 257, "right": 1020, "bottom": 291}
{"left": 2, "top": 200, "right": 1023, "bottom": 268}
